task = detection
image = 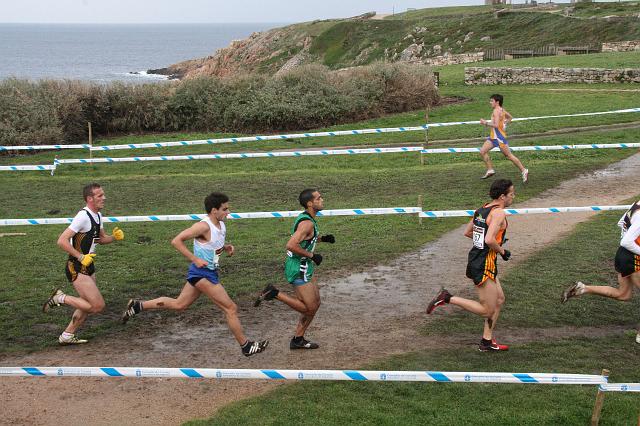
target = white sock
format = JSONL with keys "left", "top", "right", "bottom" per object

{"left": 60, "top": 331, "right": 74, "bottom": 340}
{"left": 55, "top": 293, "right": 66, "bottom": 305}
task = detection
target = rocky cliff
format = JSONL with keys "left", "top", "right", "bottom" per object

{"left": 149, "top": 3, "right": 640, "bottom": 79}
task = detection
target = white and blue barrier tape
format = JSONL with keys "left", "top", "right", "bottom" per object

{"left": 0, "top": 205, "right": 629, "bottom": 227}
{"left": 1, "top": 107, "right": 638, "bottom": 152}
{"left": 0, "top": 367, "right": 607, "bottom": 384}
{"left": 421, "top": 142, "right": 640, "bottom": 154}
{"left": 0, "top": 164, "right": 57, "bottom": 171}
{"left": 2, "top": 142, "right": 639, "bottom": 172}
{"left": 599, "top": 383, "right": 640, "bottom": 393}
{"left": 56, "top": 146, "right": 423, "bottom": 165}
{"left": 0, "top": 207, "right": 422, "bottom": 226}
{"left": 419, "top": 205, "right": 630, "bottom": 218}
{"left": 0, "top": 144, "right": 89, "bottom": 152}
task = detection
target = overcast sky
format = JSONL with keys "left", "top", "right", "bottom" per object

{"left": 2, "top": 0, "right": 492, "bottom": 24}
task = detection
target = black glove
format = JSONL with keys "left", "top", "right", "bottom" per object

{"left": 311, "top": 253, "right": 323, "bottom": 266}
{"left": 320, "top": 234, "right": 335, "bottom": 244}
{"left": 500, "top": 250, "right": 511, "bottom": 261}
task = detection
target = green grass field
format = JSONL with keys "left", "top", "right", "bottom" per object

{"left": 1, "top": 129, "right": 634, "bottom": 353}
{"left": 1, "top": 43, "right": 639, "bottom": 424}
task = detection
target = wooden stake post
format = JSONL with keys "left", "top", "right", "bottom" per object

{"left": 88, "top": 122, "right": 93, "bottom": 160}
{"left": 421, "top": 110, "right": 429, "bottom": 166}
{"left": 590, "top": 369, "right": 610, "bottom": 426}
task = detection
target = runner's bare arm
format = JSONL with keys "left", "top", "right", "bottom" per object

{"left": 463, "top": 218, "right": 474, "bottom": 239}
{"left": 485, "top": 209, "right": 507, "bottom": 255}
{"left": 504, "top": 109, "right": 513, "bottom": 124}
{"left": 57, "top": 227, "right": 83, "bottom": 260}
{"left": 99, "top": 227, "right": 124, "bottom": 245}
{"left": 98, "top": 228, "right": 115, "bottom": 245}
{"left": 286, "top": 220, "right": 315, "bottom": 258}
{"left": 171, "top": 221, "right": 210, "bottom": 267}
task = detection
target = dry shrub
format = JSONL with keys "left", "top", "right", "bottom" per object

{"left": 0, "top": 62, "right": 439, "bottom": 146}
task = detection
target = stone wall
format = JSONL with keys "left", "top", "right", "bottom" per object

{"left": 465, "top": 67, "right": 640, "bottom": 85}
{"left": 602, "top": 40, "right": 640, "bottom": 52}
{"left": 424, "top": 52, "right": 484, "bottom": 66}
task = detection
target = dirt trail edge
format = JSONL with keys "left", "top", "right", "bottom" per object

{"left": 2, "top": 153, "right": 639, "bottom": 426}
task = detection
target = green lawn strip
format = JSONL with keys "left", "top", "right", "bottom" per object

{"left": 0, "top": 139, "right": 631, "bottom": 216}
{"left": 425, "top": 207, "right": 640, "bottom": 336}
{"left": 0, "top": 123, "right": 635, "bottom": 183}
{"left": 188, "top": 336, "right": 640, "bottom": 426}
{"left": 2, "top": 118, "right": 638, "bottom": 166}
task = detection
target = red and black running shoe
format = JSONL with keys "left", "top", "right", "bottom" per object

{"left": 426, "top": 288, "right": 452, "bottom": 314}
{"left": 479, "top": 338, "right": 509, "bottom": 352}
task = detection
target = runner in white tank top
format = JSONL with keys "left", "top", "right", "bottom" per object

{"left": 561, "top": 199, "right": 640, "bottom": 345}
{"left": 193, "top": 217, "right": 226, "bottom": 271}
{"left": 120, "top": 192, "right": 268, "bottom": 357}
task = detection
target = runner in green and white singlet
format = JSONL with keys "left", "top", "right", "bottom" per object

{"left": 254, "top": 189, "right": 335, "bottom": 350}
{"left": 284, "top": 211, "right": 319, "bottom": 284}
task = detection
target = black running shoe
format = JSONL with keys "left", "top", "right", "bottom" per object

{"left": 242, "top": 340, "right": 269, "bottom": 357}
{"left": 426, "top": 288, "right": 452, "bottom": 314}
{"left": 254, "top": 285, "right": 279, "bottom": 307}
{"left": 121, "top": 299, "right": 141, "bottom": 324}
{"left": 290, "top": 336, "right": 319, "bottom": 350}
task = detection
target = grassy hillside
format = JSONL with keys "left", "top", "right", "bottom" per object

{"left": 311, "top": 9, "right": 640, "bottom": 68}
{"left": 161, "top": 2, "right": 640, "bottom": 79}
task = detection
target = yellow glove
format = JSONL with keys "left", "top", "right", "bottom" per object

{"left": 112, "top": 227, "right": 124, "bottom": 241}
{"left": 79, "top": 253, "right": 96, "bottom": 267}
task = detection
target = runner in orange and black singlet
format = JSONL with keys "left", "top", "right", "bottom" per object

{"left": 427, "top": 179, "right": 515, "bottom": 352}
{"left": 466, "top": 204, "right": 508, "bottom": 286}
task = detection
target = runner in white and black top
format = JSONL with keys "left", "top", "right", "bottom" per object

{"left": 42, "top": 183, "right": 125, "bottom": 345}
{"left": 561, "top": 199, "right": 640, "bottom": 343}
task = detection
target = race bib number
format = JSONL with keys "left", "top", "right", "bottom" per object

{"left": 473, "top": 225, "right": 485, "bottom": 249}
{"left": 90, "top": 237, "right": 100, "bottom": 254}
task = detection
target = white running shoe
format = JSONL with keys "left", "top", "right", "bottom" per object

{"left": 561, "top": 281, "right": 586, "bottom": 304}
{"left": 43, "top": 288, "right": 64, "bottom": 313}
{"left": 58, "top": 333, "right": 88, "bottom": 345}
{"left": 481, "top": 169, "right": 496, "bottom": 179}
{"left": 522, "top": 168, "right": 529, "bottom": 183}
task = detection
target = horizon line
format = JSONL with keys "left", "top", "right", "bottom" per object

{"left": 0, "top": 21, "right": 294, "bottom": 25}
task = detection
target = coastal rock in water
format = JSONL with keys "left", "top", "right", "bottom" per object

{"left": 146, "top": 66, "right": 183, "bottom": 80}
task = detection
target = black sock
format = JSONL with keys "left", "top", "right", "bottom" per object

{"left": 481, "top": 338, "right": 491, "bottom": 345}
{"left": 293, "top": 335, "right": 304, "bottom": 342}
{"left": 134, "top": 301, "right": 143, "bottom": 313}
{"left": 444, "top": 293, "right": 452, "bottom": 304}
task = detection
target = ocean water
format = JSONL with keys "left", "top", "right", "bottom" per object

{"left": 0, "top": 23, "right": 282, "bottom": 83}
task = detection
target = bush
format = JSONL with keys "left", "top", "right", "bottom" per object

{"left": 0, "top": 62, "right": 439, "bottom": 146}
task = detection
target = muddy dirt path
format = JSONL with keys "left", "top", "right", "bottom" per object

{"left": 1, "top": 153, "right": 639, "bottom": 426}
